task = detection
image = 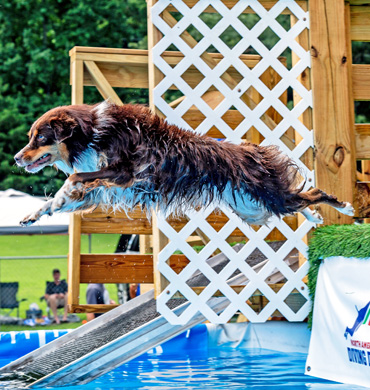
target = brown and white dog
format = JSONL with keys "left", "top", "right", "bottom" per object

{"left": 14, "top": 101, "right": 354, "bottom": 226}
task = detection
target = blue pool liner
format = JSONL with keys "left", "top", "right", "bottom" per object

{"left": 0, "top": 324, "right": 208, "bottom": 362}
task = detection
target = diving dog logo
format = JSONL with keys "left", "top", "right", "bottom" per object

{"left": 344, "top": 301, "right": 370, "bottom": 339}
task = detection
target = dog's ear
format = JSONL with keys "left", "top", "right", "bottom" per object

{"left": 49, "top": 113, "right": 77, "bottom": 143}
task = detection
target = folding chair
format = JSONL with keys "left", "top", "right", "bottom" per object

{"left": 0, "top": 282, "right": 27, "bottom": 318}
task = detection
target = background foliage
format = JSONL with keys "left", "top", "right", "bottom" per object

{"left": 0, "top": 0, "right": 147, "bottom": 195}
{"left": 0, "top": 2, "right": 369, "bottom": 195}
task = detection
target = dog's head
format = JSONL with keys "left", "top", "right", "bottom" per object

{"left": 14, "top": 106, "right": 92, "bottom": 173}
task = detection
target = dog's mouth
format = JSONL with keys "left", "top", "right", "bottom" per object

{"left": 25, "top": 153, "right": 52, "bottom": 172}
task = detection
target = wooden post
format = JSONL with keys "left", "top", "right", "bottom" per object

{"left": 148, "top": 0, "right": 164, "bottom": 106}
{"left": 84, "top": 61, "right": 123, "bottom": 105}
{"left": 147, "top": 0, "right": 169, "bottom": 298}
{"left": 291, "top": 3, "right": 313, "bottom": 270}
{"left": 67, "top": 213, "right": 82, "bottom": 311}
{"left": 310, "top": 0, "right": 356, "bottom": 224}
{"left": 68, "top": 58, "right": 84, "bottom": 311}
{"left": 152, "top": 211, "right": 170, "bottom": 298}
{"left": 351, "top": 4, "right": 370, "bottom": 221}
{"left": 71, "top": 59, "right": 84, "bottom": 105}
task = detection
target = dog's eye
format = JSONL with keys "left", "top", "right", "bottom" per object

{"left": 37, "top": 135, "right": 45, "bottom": 141}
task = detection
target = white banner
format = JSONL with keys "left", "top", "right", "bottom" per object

{"left": 306, "top": 256, "right": 370, "bottom": 388}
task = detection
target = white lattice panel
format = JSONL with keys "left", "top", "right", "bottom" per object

{"left": 151, "top": 0, "right": 314, "bottom": 324}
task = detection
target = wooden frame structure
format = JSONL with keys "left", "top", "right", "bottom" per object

{"left": 67, "top": 1, "right": 370, "bottom": 318}
{"left": 67, "top": 45, "right": 288, "bottom": 313}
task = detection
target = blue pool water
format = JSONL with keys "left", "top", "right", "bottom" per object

{"left": 0, "top": 325, "right": 366, "bottom": 389}
{"left": 0, "top": 351, "right": 364, "bottom": 389}
{"left": 70, "top": 348, "right": 356, "bottom": 390}
{"left": 0, "top": 349, "right": 352, "bottom": 390}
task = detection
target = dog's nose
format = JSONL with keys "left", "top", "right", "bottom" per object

{"left": 14, "top": 154, "right": 22, "bottom": 164}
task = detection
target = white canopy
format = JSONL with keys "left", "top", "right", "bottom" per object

{"left": 0, "top": 189, "right": 69, "bottom": 234}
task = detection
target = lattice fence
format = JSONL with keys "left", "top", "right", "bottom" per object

{"left": 150, "top": 0, "right": 314, "bottom": 324}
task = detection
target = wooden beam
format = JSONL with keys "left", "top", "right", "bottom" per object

{"left": 80, "top": 254, "right": 189, "bottom": 283}
{"left": 291, "top": 1, "right": 312, "bottom": 272}
{"left": 83, "top": 62, "right": 149, "bottom": 89}
{"left": 81, "top": 206, "right": 146, "bottom": 219}
{"left": 140, "top": 235, "right": 152, "bottom": 255}
{"left": 167, "top": 1, "right": 307, "bottom": 13}
{"left": 353, "top": 5, "right": 370, "bottom": 179}
{"left": 349, "top": 1, "right": 370, "bottom": 6}
{"left": 148, "top": 0, "right": 170, "bottom": 298}
{"left": 172, "top": 283, "right": 285, "bottom": 299}
{"left": 70, "top": 46, "right": 149, "bottom": 57}
{"left": 80, "top": 217, "right": 153, "bottom": 235}
{"left": 291, "top": 1, "right": 311, "bottom": 160}
{"left": 354, "top": 65, "right": 370, "bottom": 177}
{"left": 71, "top": 60, "right": 84, "bottom": 105}
{"left": 70, "top": 47, "right": 276, "bottom": 93}
{"left": 152, "top": 211, "right": 170, "bottom": 298}
{"left": 84, "top": 60, "right": 123, "bottom": 105}
{"left": 72, "top": 48, "right": 262, "bottom": 67}
{"left": 69, "top": 50, "right": 84, "bottom": 313}
{"left": 355, "top": 124, "right": 370, "bottom": 160}
{"left": 182, "top": 108, "right": 242, "bottom": 133}
{"left": 346, "top": 2, "right": 359, "bottom": 213}
{"left": 358, "top": 125, "right": 370, "bottom": 213}
{"left": 148, "top": 0, "right": 164, "bottom": 107}
{"left": 80, "top": 58, "right": 262, "bottom": 90}
{"left": 79, "top": 206, "right": 297, "bottom": 239}
{"left": 69, "top": 304, "right": 119, "bottom": 314}
{"left": 350, "top": 6, "right": 370, "bottom": 41}
{"left": 173, "top": 285, "right": 246, "bottom": 298}
{"left": 75, "top": 52, "right": 150, "bottom": 65}
{"left": 67, "top": 214, "right": 82, "bottom": 309}
{"left": 310, "top": 0, "right": 357, "bottom": 224}
{"left": 352, "top": 64, "right": 370, "bottom": 100}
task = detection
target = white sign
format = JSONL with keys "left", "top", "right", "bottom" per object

{"left": 306, "top": 256, "right": 370, "bottom": 388}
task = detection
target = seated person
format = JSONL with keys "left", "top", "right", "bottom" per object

{"left": 44, "top": 268, "right": 68, "bottom": 324}
{"left": 86, "top": 283, "right": 116, "bottom": 321}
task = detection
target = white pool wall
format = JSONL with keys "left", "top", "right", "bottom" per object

{"left": 207, "top": 322, "right": 311, "bottom": 354}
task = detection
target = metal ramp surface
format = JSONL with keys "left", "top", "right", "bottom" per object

{"left": 0, "top": 243, "right": 295, "bottom": 388}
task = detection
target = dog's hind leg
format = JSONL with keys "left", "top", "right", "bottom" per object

{"left": 295, "top": 188, "right": 354, "bottom": 223}
{"left": 298, "top": 188, "right": 354, "bottom": 215}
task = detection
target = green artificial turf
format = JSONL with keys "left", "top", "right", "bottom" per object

{"left": 0, "top": 234, "right": 121, "bottom": 331}
{"left": 308, "top": 223, "right": 370, "bottom": 328}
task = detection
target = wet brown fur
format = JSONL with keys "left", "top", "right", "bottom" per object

{"left": 15, "top": 102, "right": 350, "bottom": 220}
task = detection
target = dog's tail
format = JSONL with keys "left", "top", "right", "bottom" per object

{"left": 244, "top": 144, "right": 353, "bottom": 218}
{"left": 238, "top": 143, "right": 304, "bottom": 216}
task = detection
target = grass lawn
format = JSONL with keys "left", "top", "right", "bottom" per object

{"left": 0, "top": 233, "right": 121, "bottom": 332}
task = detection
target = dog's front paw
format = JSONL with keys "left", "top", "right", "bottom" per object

{"left": 20, "top": 208, "right": 50, "bottom": 226}
{"left": 20, "top": 215, "right": 38, "bottom": 227}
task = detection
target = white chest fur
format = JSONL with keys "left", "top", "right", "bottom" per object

{"left": 54, "top": 148, "right": 100, "bottom": 175}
